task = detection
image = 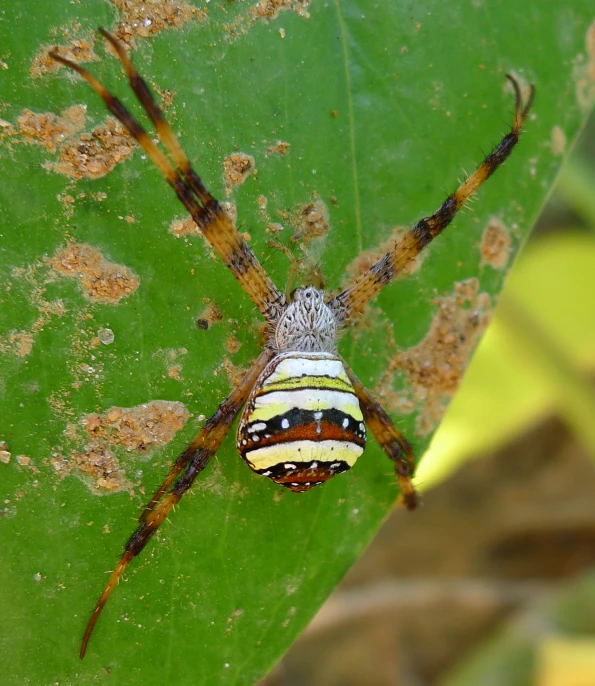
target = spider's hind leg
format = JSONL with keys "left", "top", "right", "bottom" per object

{"left": 342, "top": 359, "right": 418, "bottom": 510}
{"left": 79, "top": 347, "right": 275, "bottom": 659}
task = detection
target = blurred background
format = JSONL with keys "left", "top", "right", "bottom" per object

{"left": 258, "top": 109, "right": 595, "bottom": 685}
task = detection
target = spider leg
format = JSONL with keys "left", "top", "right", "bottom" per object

{"left": 139, "top": 347, "right": 275, "bottom": 521}
{"left": 330, "top": 76, "right": 534, "bottom": 321}
{"left": 49, "top": 38, "right": 284, "bottom": 322}
{"left": 342, "top": 359, "right": 418, "bottom": 510}
{"left": 98, "top": 28, "right": 212, "bottom": 206}
{"left": 79, "top": 347, "right": 275, "bottom": 659}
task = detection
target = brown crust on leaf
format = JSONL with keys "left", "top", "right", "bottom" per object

{"left": 50, "top": 242, "right": 139, "bottom": 303}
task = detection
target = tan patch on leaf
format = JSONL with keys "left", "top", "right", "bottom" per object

{"left": 61, "top": 401, "right": 190, "bottom": 493}
{"left": 0, "top": 262, "right": 68, "bottom": 359}
{"left": 480, "top": 218, "right": 512, "bottom": 269}
{"left": 290, "top": 199, "right": 330, "bottom": 245}
{"left": 49, "top": 116, "right": 136, "bottom": 179}
{"left": 549, "top": 126, "right": 567, "bottom": 157}
{"left": 218, "top": 358, "right": 247, "bottom": 390}
{"left": 379, "top": 279, "right": 492, "bottom": 436}
{"left": 158, "top": 347, "right": 188, "bottom": 380}
{"left": 344, "top": 226, "right": 421, "bottom": 285}
{"left": 15, "top": 106, "right": 86, "bottom": 153}
{"left": 224, "top": 153, "right": 256, "bottom": 196}
{"left": 266, "top": 140, "right": 291, "bottom": 155}
{"left": 8, "top": 107, "right": 135, "bottom": 179}
{"left": 31, "top": 38, "right": 98, "bottom": 77}
{"left": 573, "top": 19, "right": 595, "bottom": 112}
{"left": 225, "top": 0, "right": 309, "bottom": 40}
{"left": 0, "top": 442, "right": 11, "bottom": 464}
{"left": 226, "top": 334, "right": 242, "bottom": 354}
{"left": 196, "top": 301, "right": 223, "bottom": 330}
{"left": 50, "top": 242, "right": 139, "bottom": 304}
{"left": 111, "top": 0, "right": 207, "bottom": 46}
{"left": 169, "top": 216, "right": 201, "bottom": 238}
{"left": 250, "top": 0, "right": 310, "bottom": 22}
{"left": 6, "top": 331, "right": 35, "bottom": 358}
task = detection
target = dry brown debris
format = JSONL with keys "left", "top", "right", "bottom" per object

{"left": 220, "top": 358, "right": 247, "bottom": 390}
{"left": 250, "top": 0, "right": 310, "bottom": 22}
{"left": 167, "top": 364, "right": 183, "bottom": 380}
{"left": 67, "top": 401, "right": 190, "bottom": 493}
{"left": 169, "top": 216, "right": 201, "bottom": 238}
{"left": 0, "top": 262, "right": 68, "bottom": 359}
{"left": 224, "top": 153, "right": 256, "bottom": 196}
{"left": 226, "top": 334, "right": 242, "bottom": 354}
{"left": 9, "top": 106, "right": 135, "bottom": 180}
{"left": 290, "top": 199, "right": 330, "bottom": 245}
{"left": 31, "top": 38, "right": 98, "bottom": 77}
{"left": 479, "top": 218, "right": 512, "bottom": 270}
{"left": 267, "top": 140, "right": 291, "bottom": 155}
{"left": 111, "top": 0, "right": 207, "bottom": 46}
{"left": 225, "top": 0, "right": 309, "bottom": 38}
{"left": 6, "top": 331, "right": 35, "bottom": 358}
{"left": 50, "top": 116, "right": 136, "bottom": 180}
{"left": 196, "top": 301, "right": 223, "bottom": 330}
{"left": 50, "top": 242, "right": 139, "bottom": 304}
{"left": 381, "top": 279, "right": 492, "bottom": 436}
{"left": 16, "top": 106, "right": 86, "bottom": 153}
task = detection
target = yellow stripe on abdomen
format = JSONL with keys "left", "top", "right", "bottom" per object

{"left": 244, "top": 439, "right": 363, "bottom": 471}
{"left": 250, "top": 388, "right": 363, "bottom": 424}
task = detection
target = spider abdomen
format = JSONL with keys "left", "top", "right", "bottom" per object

{"left": 237, "top": 351, "right": 366, "bottom": 492}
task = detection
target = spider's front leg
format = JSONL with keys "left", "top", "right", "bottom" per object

{"left": 79, "top": 347, "right": 275, "bottom": 659}
{"left": 342, "top": 360, "right": 418, "bottom": 510}
{"left": 50, "top": 30, "right": 285, "bottom": 323}
{"left": 330, "top": 76, "right": 535, "bottom": 320}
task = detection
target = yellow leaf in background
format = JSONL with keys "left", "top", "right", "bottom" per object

{"left": 537, "top": 636, "right": 595, "bottom": 686}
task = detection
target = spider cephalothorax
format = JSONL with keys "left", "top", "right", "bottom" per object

{"left": 275, "top": 287, "right": 338, "bottom": 353}
{"left": 49, "top": 28, "right": 534, "bottom": 658}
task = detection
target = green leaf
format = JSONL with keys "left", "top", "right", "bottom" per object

{"left": 1, "top": 2, "right": 593, "bottom": 684}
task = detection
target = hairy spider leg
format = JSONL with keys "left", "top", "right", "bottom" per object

{"left": 98, "top": 28, "right": 211, "bottom": 206}
{"left": 330, "top": 76, "right": 535, "bottom": 320}
{"left": 79, "top": 348, "right": 275, "bottom": 659}
{"left": 342, "top": 359, "right": 418, "bottom": 510}
{"left": 50, "top": 33, "right": 284, "bottom": 322}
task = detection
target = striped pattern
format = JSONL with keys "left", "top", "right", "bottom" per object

{"left": 237, "top": 352, "right": 365, "bottom": 492}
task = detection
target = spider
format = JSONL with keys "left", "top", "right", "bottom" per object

{"left": 50, "top": 29, "right": 534, "bottom": 659}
